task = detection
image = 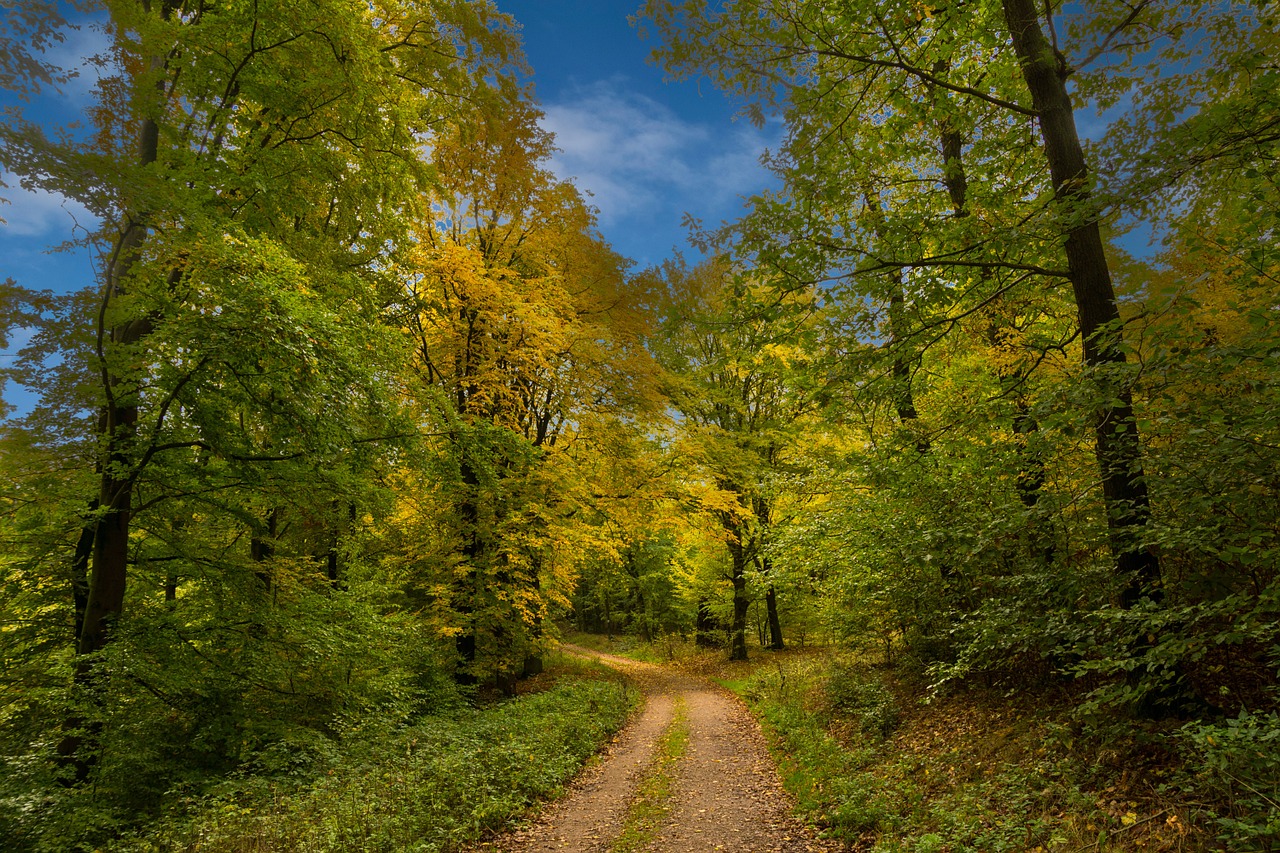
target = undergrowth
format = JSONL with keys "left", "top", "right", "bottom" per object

{"left": 98, "top": 653, "right": 637, "bottom": 852}
{"left": 563, "top": 633, "right": 1279, "bottom": 852}
{"left": 730, "top": 652, "right": 1235, "bottom": 853}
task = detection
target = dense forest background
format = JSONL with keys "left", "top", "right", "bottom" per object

{"left": 1, "top": 0, "right": 1277, "bottom": 850}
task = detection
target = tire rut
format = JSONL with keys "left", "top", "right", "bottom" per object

{"left": 475, "top": 647, "right": 837, "bottom": 853}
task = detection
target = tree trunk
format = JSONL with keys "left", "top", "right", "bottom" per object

{"left": 935, "top": 84, "right": 1054, "bottom": 561}
{"left": 250, "top": 506, "right": 278, "bottom": 593}
{"left": 1002, "top": 0, "right": 1160, "bottom": 604}
{"left": 729, "top": 539, "right": 749, "bottom": 661}
{"left": 454, "top": 452, "right": 481, "bottom": 683}
{"left": 62, "top": 105, "right": 161, "bottom": 781}
{"left": 71, "top": 502, "right": 97, "bottom": 644}
{"left": 749, "top": 496, "right": 783, "bottom": 649}
{"left": 695, "top": 598, "right": 720, "bottom": 647}
{"left": 764, "top": 582, "right": 784, "bottom": 650}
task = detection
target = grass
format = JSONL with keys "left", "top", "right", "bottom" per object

{"left": 609, "top": 698, "right": 690, "bottom": 853}
{"left": 109, "top": 651, "right": 638, "bottom": 852}
{"left": 566, "top": 632, "right": 1232, "bottom": 853}
{"left": 564, "top": 630, "right": 698, "bottom": 665}
{"left": 732, "top": 653, "right": 1216, "bottom": 853}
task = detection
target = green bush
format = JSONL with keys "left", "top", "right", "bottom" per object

{"left": 824, "top": 661, "right": 901, "bottom": 739}
{"left": 1182, "top": 710, "right": 1280, "bottom": 851}
{"left": 118, "top": 676, "right": 636, "bottom": 852}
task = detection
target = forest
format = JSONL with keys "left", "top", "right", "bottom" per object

{"left": 0, "top": 0, "right": 1277, "bottom": 851}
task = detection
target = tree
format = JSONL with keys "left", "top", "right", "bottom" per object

{"left": 649, "top": 256, "right": 818, "bottom": 659}
{"left": 1, "top": 0, "right": 520, "bottom": 780}
{"left": 638, "top": 0, "right": 1279, "bottom": 707}
{"left": 637, "top": 0, "right": 1166, "bottom": 601}
{"left": 394, "top": 82, "right": 661, "bottom": 683}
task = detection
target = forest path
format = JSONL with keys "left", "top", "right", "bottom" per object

{"left": 474, "top": 646, "right": 837, "bottom": 853}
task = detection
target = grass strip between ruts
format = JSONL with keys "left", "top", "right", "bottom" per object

{"left": 609, "top": 698, "right": 690, "bottom": 853}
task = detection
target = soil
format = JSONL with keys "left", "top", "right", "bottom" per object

{"left": 474, "top": 646, "right": 839, "bottom": 853}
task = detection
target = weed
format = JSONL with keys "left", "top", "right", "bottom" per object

{"left": 108, "top": 675, "right": 636, "bottom": 852}
{"left": 723, "top": 653, "right": 1218, "bottom": 853}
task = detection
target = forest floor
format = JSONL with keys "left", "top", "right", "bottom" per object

{"left": 469, "top": 638, "right": 1230, "bottom": 853}
{"left": 474, "top": 645, "right": 837, "bottom": 853}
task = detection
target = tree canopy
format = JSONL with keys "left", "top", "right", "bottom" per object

{"left": 1, "top": 1, "right": 1278, "bottom": 849}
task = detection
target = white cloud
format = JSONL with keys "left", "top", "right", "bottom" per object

{"left": 0, "top": 173, "right": 95, "bottom": 239}
{"left": 42, "top": 15, "right": 113, "bottom": 106}
{"left": 539, "top": 80, "right": 781, "bottom": 239}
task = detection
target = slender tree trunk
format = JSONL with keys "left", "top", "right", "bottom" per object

{"left": 71, "top": 501, "right": 97, "bottom": 644}
{"left": 250, "top": 507, "right": 278, "bottom": 592}
{"left": 58, "top": 503, "right": 100, "bottom": 785}
{"left": 1002, "top": 0, "right": 1160, "bottom": 604}
{"left": 935, "top": 85, "right": 1054, "bottom": 560}
{"left": 729, "top": 537, "right": 749, "bottom": 661}
{"left": 751, "top": 496, "right": 784, "bottom": 650}
{"left": 864, "top": 191, "right": 930, "bottom": 452}
{"left": 522, "top": 560, "right": 544, "bottom": 677}
{"left": 695, "top": 598, "right": 719, "bottom": 647}
{"left": 455, "top": 452, "right": 481, "bottom": 683}
{"left": 764, "top": 581, "right": 784, "bottom": 650}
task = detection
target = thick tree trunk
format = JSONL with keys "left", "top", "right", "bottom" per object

{"left": 81, "top": 297, "right": 150, "bottom": 656}
{"left": 62, "top": 110, "right": 161, "bottom": 781}
{"left": 1002, "top": 0, "right": 1160, "bottom": 604}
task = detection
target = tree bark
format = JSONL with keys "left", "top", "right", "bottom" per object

{"left": 695, "top": 598, "right": 720, "bottom": 647}
{"left": 865, "top": 191, "right": 930, "bottom": 452}
{"left": 764, "top": 582, "right": 784, "bottom": 650}
{"left": 250, "top": 506, "right": 278, "bottom": 593}
{"left": 454, "top": 451, "right": 481, "bottom": 683}
{"left": 1002, "top": 0, "right": 1160, "bottom": 604}
{"left": 751, "top": 496, "right": 784, "bottom": 650}
{"left": 71, "top": 502, "right": 97, "bottom": 645}
{"left": 934, "top": 82, "right": 1053, "bottom": 559}
{"left": 729, "top": 537, "right": 749, "bottom": 661}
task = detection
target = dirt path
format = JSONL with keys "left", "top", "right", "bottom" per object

{"left": 475, "top": 647, "right": 838, "bottom": 853}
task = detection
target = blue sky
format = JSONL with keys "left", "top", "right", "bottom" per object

{"left": 0, "top": 2, "right": 780, "bottom": 412}
{"left": 0, "top": 3, "right": 777, "bottom": 277}
{"left": 503, "top": 0, "right": 780, "bottom": 268}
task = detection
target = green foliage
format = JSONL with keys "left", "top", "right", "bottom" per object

{"left": 824, "top": 662, "right": 901, "bottom": 740}
{"left": 739, "top": 658, "right": 891, "bottom": 839}
{"left": 573, "top": 537, "right": 693, "bottom": 641}
{"left": 1182, "top": 711, "right": 1280, "bottom": 850}
{"left": 736, "top": 655, "right": 1196, "bottom": 852}
{"left": 0, "top": 583, "right": 458, "bottom": 850}
{"left": 3, "top": 670, "right": 633, "bottom": 853}
{"left": 637, "top": 0, "right": 1280, "bottom": 732}
{"left": 3, "top": 0, "right": 1279, "bottom": 850}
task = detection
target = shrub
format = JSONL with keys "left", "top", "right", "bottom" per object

{"left": 1182, "top": 709, "right": 1280, "bottom": 851}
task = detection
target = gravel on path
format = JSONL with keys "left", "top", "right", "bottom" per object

{"left": 475, "top": 646, "right": 839, "bottom": 853}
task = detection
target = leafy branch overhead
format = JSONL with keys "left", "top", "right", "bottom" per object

{"left": 0, "top": 1, "right": 1278, "bottom": 850}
